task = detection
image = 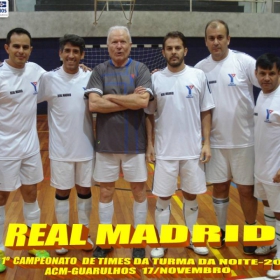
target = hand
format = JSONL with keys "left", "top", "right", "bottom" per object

{"left": 134, "top": 86, "right": 147, "bottom": 94}
{"left": 79, "top": 64, "right": 92, "bottom": 72}
{"left": 151, "top": 69, "right": 160, "bottom": 75}
{"left": 273, "top": 169, "right": 280, "bottom": 183}
{"left": 200, "top": 144, "right": 211, "bottom": 163}
{"left": 146, "top": 144, "right": 155, "bottom": 163}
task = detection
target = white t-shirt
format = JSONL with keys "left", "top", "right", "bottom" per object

{"left": 148, "top": 65, "right": 215, "bottom": 160}
{"left": 0, "top": 61, "right": 45, "bottom": 160}
{"left": 254, "top": 86, "right": 280, "bottom": 185}
{"left": 195, "top": 49, "right": 259, "bottom": 148}
{"left": 37, "top": 67, "right": 94, "bottom": 161}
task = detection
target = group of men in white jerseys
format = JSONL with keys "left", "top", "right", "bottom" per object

{"left": 1, "top": 20, "right": 280, "bottom": 278}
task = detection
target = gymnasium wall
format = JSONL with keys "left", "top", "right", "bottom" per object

{"left": 1, "top": 11, "right": 280, "bottom": 113}
{"left": 0, "top": 11, "right": 280, "bottom": 39}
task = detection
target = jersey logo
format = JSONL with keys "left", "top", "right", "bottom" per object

{"left": 160, "top": 92, "right": 174, "bottom": 96}
{"left": 186, "top": 85, "right": 194, "bottom": 98}
{"left": 228, "top": 74, "right": 236, "bottom": 86}
{"left": 265, "top": 109, "right": 274, "bottom": 123}
{"left": 57, "top": 93, "right": 72, "bottom": 97}
{"left": 31, "top": 82, "right": 38, "bottom": 95}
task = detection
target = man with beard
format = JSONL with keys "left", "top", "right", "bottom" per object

{"left": 146, "top": 31, "right": 215, "bottom": 258}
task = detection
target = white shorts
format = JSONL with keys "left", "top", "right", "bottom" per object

{"left": 205, "top": 146, "right": 254, "bottom": 185}
{"left": 152, "top": 159, "right": 207, "bottom": 197}
{"left": 0, "top": 153, "right": 43, "bottom": 191}
{"left": 50, "top": 159, "right": 95, "bottom": 190}
{"left": 93, "top": 153, "right": 147, "bottom": 182}
{"left": 254, "top": 178, "right": 280, "bottom": 213}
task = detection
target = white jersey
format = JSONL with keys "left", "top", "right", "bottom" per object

{"left": 0, "top": 61, "right": 45, "bottom": 160}
{"left": 149, "top": 65, "right": 215, "bottom": 160}
{"left": 37, "top": 67, "right": 94, "bottom": 161}
{"left": 254, "top": 86, "right": 280, "bottom": 185}
{"left": 195, "top": 49, "right": 259, "bottom": 148}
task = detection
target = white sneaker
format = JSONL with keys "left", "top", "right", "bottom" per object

{"left": 55, "top": 247, "right": 68, "bottom": 255}
{"left": 83, "top": 237, "right": 94, "bottom": 251}
{"left": 255, "top": 245, "right": 277, "bottom": 256}
{"left": 267, "top": 257, "right": 280, "bottom": 278}
{"left": 187, "top": 242, "right": 209, "bottom": 256}
{"left": 56, "top": 237, "right": 94, "bottom": 254}
{"left": 150, "top": 248, "right": 167, "bottom": 258}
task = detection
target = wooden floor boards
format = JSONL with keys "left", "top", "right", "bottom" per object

{"left": 0, "top": 115, "right": 272, "bottom": 280}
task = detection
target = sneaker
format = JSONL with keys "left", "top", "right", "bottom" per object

{"left": 83, "top": 237, "right": 94, "bottom": 251}
{"left": 0, "top": 250, "right": 6, "bottom": 273}
{"left": 187, "top": 241, "right": 209, "bottom": 255}
{"left": 150, "top": 247, "right": 167, "bottom": 258}
{"left": 267, "top": 257, "right": 280, "bottom": 278}
{"left": 243, "top": 245, "right": 257, "bottom": 255}
{"left": 55, "top": 247, "right": 68, "bottom": 255}
{"left": 255, "top": 245, "right": 277, "bottom": 256}
{"left": 28, "top": 249, "right": 50, "bottom": 258}
{"left": 132, "top": 248, "right": 145, "bottom": 259}
{"left": 211, "top": 229, "right": 225, "bottom": 249}
{"left": 93, "top": 246, "right": 113, "bottom": 258}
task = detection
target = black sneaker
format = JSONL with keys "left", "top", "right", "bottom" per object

{"left": 211, "top": 229, "right": 225, "bottom": 249}
{"left": 243, "top": 245, "right": 257, "bottom": 255}
{"left": 93, "top": 246, "right": 113, "bottom": 258}
{"left": 132, "top": 248, "right": 145, "bottom": 259}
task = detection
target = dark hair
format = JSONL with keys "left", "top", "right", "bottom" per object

{"left": 163, "top": 31, "right": 187, "bottom": 49}
{"left": 59, "top": 34, "right": 85, "bottom": 53}
{"left": 205, "top": 20, "right": 229, "bottom": 37}
{"left": 6, "top": 28, "right": 32, "bottom": 45}
{"left": 256, "top": 53, "right": 280, "bottom": 71}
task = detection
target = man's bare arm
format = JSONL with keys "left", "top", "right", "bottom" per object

{"left": 200, "top": 110, "right": 212, "bottom": 163}
{"left": 88, "top": 92, "right": 127, "bottom": 113}
{"left": 104, "top": 91, "right": 150, "bottom": 110}
{"left": 145, "top": 114, "right": 155, "bottom": 163}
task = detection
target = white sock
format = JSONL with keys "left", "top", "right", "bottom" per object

{"left": 23, "top": 200, "right": 40, "bottom": 227}
{"left": 183, "top": 198, "right": 198, "bottom": 236}
{"left": 77, "top": 196, "right": 92, "bottom": 227}
{"left": 263, "top": 206, "right": 276, "bottom": 247}
{"left": 212, "top": 196, "right": 229, "bottom": 231}
{"left": 155, "top": 198, "right": 171, "bottom": 236}
{"left": 275, "top": 220, "right": 280, "bottom": 258}
{"left": 133, "top": 199, "right": 147, "bottom": 228}
{"left": 0, "top": 206, "right": 5, "bottom": 252}
{"left": 264, "top": 206, "right": 276, "bottom": 227}
{"left": 55, "top": 198, "right": 69, "bottom": 224}
{"left": 99, "top": 201, "right": 114, "bottom": 224}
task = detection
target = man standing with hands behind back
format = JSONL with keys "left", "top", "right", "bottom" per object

{"left": 195, "top": 20, "right": 259, "bottom": 254}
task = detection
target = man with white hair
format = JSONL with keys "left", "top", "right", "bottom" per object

{"left": 85, "top": 26, "right": 153, "bottom": 259}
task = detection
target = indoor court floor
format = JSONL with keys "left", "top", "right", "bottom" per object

{"left": 0, "top": 115, "right": 277, "bottom": 280}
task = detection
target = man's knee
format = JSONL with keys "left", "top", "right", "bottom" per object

{"left": 0, "top": 191, "right": 10, "bottom": 206}
{"left": 75, "top": 185, "right": 91, "bottom": 195}
{"left": 213, "top": 181, "right": 231, "bottom": 196}
{"left": 130, "top": 182, "right": 146, "bottom": 202}
{"left": 237, "top": 184, "right": 254, "bottom": 198}
{"left": 20, "top": 184, "right": 37, "bottom": 202}
{"left": 56, "top": 188, "right": 71, "bottom": 197}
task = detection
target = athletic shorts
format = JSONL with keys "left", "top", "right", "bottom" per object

{"left": 50, "top": 159, "right": 95, "bottom": 190}
{"left": 0, "top": 153, "right": 43, "bottom": 191}
{"left": 93, "top": 153, "right": 147, "bottom": 182}
{"left": 152, "top": 159, "right": 207, "bottom": 197}
{"left": 205, "top": 146, "right": 254, "bottom": 185}
{"left": 254, "top": 178, "right": 280, "bottom": 213}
